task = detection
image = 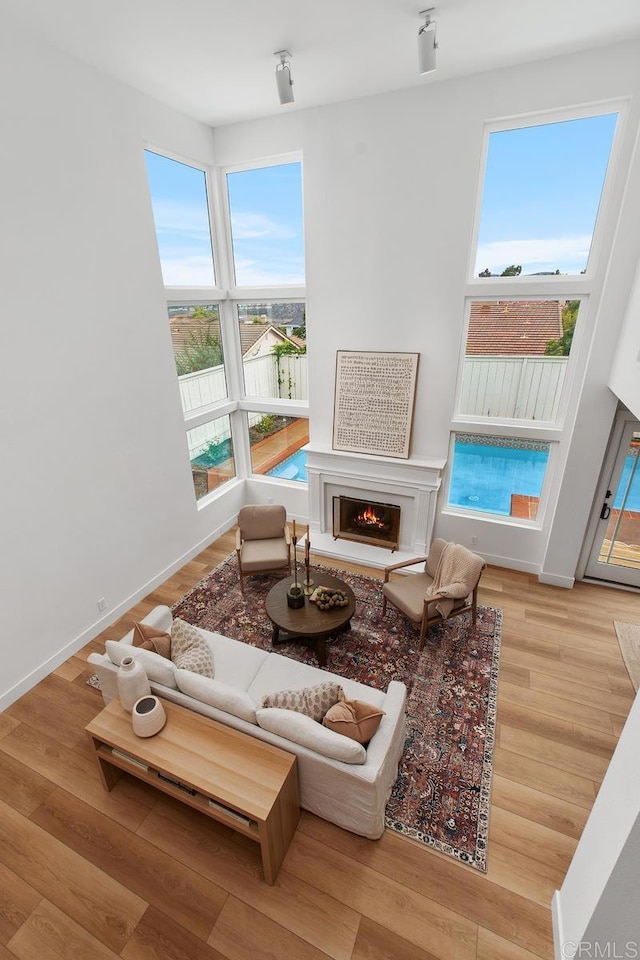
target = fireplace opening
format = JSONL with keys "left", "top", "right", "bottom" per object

{"left": 333, "top": 496, "right": 401, "bottom": 551}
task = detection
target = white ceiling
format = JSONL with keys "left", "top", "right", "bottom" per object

{"left": 6, "top": 0, "right": 640, "bottom": 127}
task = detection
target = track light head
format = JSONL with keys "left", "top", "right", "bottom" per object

{"left": 418, "top": 8, "right": 437, "bottom": 75}
{"left": 274, "top": 49, "right": 294, "bottom": 105}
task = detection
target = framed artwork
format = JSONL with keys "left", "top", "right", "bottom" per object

{"left": 332, "top": 350, "right": 419, "bottom": 459}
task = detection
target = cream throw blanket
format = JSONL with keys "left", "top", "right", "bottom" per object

{"left": 424, "top": 542, "right": 485, "bottom": 619}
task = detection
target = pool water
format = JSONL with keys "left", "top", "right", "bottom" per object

{"left": 267, "top": 448, "right": 308, "bottom": 482}
{"left": 448, "top": 441, "right": 549, "bottom": 516}
{"left": 192, "top": 438, "right": 233, "bottom": 468}
{"left": 614, "top": 455, "right": 640, "bottom": 511}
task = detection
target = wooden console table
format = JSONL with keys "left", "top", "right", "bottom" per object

{"left": 86, "top": 698, "right": 299, "bottom": 884}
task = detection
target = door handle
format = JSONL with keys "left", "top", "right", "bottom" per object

{"left": 600, "top": 502, "right": 611, "bottom": 520}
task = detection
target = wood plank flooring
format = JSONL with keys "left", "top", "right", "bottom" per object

{"left": 1, "top": 528, "right": 638, "bottom": 959}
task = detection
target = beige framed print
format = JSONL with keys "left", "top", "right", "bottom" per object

{"left": 332, "top": 350, "right": 419, "bottom": 459}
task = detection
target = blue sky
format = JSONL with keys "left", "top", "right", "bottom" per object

{"left": 475, "top": 112, "right": 618, "bottom": 277}
{"left": 144, "top": 152, "right": 304, "bottom": 287}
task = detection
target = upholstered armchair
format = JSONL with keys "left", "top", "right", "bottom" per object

{"left": 236, "top": 504, "right": 291, "bottom": 595}
{"left": 381, "top": 538, "right": 486, "bottom": 650}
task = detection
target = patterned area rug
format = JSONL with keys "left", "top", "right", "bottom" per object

{"left": 172, "top": 555, "right": 502, "bottom": 871}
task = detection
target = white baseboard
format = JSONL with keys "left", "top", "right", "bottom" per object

{"left": 0, "top": 518, "right": 234, "bottom": 712}
{"left": 552, "top": 890, "right": 565, "bottom": 960}
{"left": 539, "top": 571, "right": 575, "bottom": 589}
{"left": 480, "top": 551, "right": 541, "bottom": 575}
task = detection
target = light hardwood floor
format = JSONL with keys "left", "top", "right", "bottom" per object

{"left": 0, "top": 528, "right": 637, "bottom": 960}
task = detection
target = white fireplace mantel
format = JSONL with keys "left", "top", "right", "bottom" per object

{"left": 304, "top": 443, "right": 446, "bottom": 568}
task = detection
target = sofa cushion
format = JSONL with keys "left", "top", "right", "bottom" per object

{"left": 198, "top": 631, "right": 269, "bottom": 691}
{"left": 171, "top": 619, "right": 214, "bottom": 678}
{"left": 132, "top": 622, "right": 171, "bottom": 659}
{"left": 323, "top": 699, "right": 385, "bottom": 744}
{"left": 175, "top": 669, "right": 257, "bottom": 724}
{"left": 105, "top": 639, "right": 177, "bottom": 688}
{"left": 261, "top": 682, "right": 344, "bottom": 722}
{"left": 248, "top": 653, "right": 387, "bottom": 709}
{"left": 256, "top": 708, "right": 366, "bottom": 764}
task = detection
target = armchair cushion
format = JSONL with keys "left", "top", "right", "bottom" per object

{"left": 382, "top": 574, "right": 468, "bottom": 623}
{"left": 239, "top": 537, "right": 290, "bottom": 572}
{"left": 238, "top": 504, "right": 287, "bottom": 541}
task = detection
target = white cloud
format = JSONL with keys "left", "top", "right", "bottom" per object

{"left": 475, "top": 235, "right": 592, "bottom": 275}
{"left": 161, "top": 256, "right": 215, "bottom": 286}
{"left": 233, "top": 255, "right": 304, "bottom": 286}
{"left": 230, "top": 212, "right": 296, "bottom": 241}
{"left": 151, "top": 200, "right": 211, "bottom": 239}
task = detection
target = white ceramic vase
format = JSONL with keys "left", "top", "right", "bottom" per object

{"left": 132, "top": 695, "right": 166, "bottom": 737}
{"left": 117, "top": 655, "right": 151, "bottom": 712}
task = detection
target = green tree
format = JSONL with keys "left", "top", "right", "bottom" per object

{"left": 500, "top": 264, "right": 522, "bottom": 276}
{"left": 544, "top": 301, "right": 579, "bottom": 356}
{"left": 175, "top": 328, "right": 223, "bottom": 375}
{"left": 190, "top": 306, "right": 217, "bottom": 319}
{"left": 272, "top": 341, "right": 305, "bottom": 398}
{"left": 478, "top": 267, "right": 492, "bottom": 277}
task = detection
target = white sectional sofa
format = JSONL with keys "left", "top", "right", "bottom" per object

{"left": 88, "top": 604, "right": 407, "bottom": 839}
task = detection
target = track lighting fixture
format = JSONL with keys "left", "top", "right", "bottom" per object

{"left": 274, "top": 50, "right": 294, "bottom": 105}
{"left": 418, "top": 8, "right": 437, "bottom": 75}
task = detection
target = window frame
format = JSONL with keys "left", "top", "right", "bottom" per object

{"left": 144, "top": 145, "right": 308, "bottom": 508}
{"left": 467, "top": 101, "right": 625, "bottom": 288}
{"left": 221, "top": 152, "right": 306, "bottom": 296}
{"left": 443, "top": 430, "right": 557, "bottom": 529}
{"left": 447, "top": 100, "right": 626, "bottom": 526}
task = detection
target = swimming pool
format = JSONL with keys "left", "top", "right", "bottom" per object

{"left": 613, "top": 454, "right": 640, "bottom": 511}
{"left": 267, "top": 448, "right": 308, "bottom": 482}
{"left": 448, "top": 439, "right": 550, "bottom": 516}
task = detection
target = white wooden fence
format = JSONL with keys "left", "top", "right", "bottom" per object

{"left": 183, "top": 353, "right": 567, "bottom": 457}
{"left": 459, "top": 355, "right": 568, "bottom": 420}
{"left": 179, "top": 352, "right": 308, "bottom": 415}
{"left": 183, "top": 353, "right": 308, "bottom": 458}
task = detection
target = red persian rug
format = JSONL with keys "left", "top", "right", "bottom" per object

{"left": 172, "top": 555, "right": 502, "bottom": 871}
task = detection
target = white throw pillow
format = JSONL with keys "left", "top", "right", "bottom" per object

{"left": 105, "top": 640, "right": 177, "bottom": 688}
{"left": 175, "top": 669, "right": 257, "bottom": 725}
{"left": 256, "top": 708, "right": 366, "bottom": 764}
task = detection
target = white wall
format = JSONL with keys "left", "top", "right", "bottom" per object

{"left": 0, "top": 16, "right": 243, "bottom": 709}
{"left": 214, "top": 41, "right": 640, "bottom": 586}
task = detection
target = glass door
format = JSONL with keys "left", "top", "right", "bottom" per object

{"left": 585, "top": 417, "right": 640, "bottom": 585}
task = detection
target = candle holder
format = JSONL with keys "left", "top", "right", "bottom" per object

{"left": 303, "top": 558, "right": 314, "bottom": 596}
{"left": 287, "top": 524, "right": 305, "bottom": 608}
{"left": 302, "top": 525, "right": 314, "bottom": 595}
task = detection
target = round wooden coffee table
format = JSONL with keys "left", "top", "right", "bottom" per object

{"left": 265, "top": 573, "right": 356, "bottom": 668}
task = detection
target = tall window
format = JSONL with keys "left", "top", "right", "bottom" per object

{"left": 474, "top": 113, "right": 617, "bottom": 279}
{"left": 239, "top": 301, "right": 306, "bottom": 401}
{"left": 145, "top": 149, "right": 307, "bottom": 502}
{"left": 458, "top": 298, "right": 580, "bottom": 421}
{"left": 450, "top": 108, "right": 619, "bottom": 522}
{"left": 226, "top": 162, "right": 304, "bottom": 287}
{"left": 167, "top": 303, "right": 227, "bottom": 414}
{"left": 144, "top": 151, "right": 215, "bottom": 286}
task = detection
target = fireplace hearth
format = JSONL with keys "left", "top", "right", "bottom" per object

{"left": 333, "top": 495, "right": 401, "bottom": 551}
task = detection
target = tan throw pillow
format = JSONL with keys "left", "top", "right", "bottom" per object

{"left": 132, "top": 622, "right": 171, "bottom": 659}
{"left": 322, "top": 699, "right": 385, "bottom": 744}
{"left": 170, "top": 619, "right": 214, "bottom": 678}
{"left": 262, "top": 682, "right": 344, "bottom": 722}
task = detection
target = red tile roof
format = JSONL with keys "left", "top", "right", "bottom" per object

{"left": 169, "top": 317, "right": 302, "bottom": 358}
{"left": 467, "top": 300, "right": 564, "bottom": 356}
